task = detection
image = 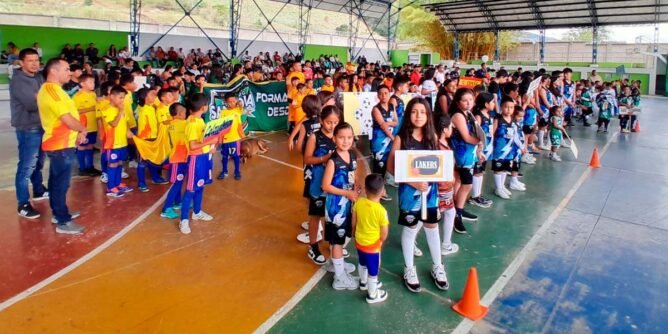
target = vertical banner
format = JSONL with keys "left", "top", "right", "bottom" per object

{"left": 205, "top": 77, "right": 289, "bottom": 133}
{"left": 342, "top": 92, "right": 378, "bottom": 139}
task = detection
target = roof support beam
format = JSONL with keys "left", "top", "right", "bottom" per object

{"left": 587, "top": 0, "right": 598, "bottom": 64}
{"left": 528, "top": 0, "right": 545, "bottom": 30}
{"left": 474, "top": 0, "right": 499, "bottom": 31}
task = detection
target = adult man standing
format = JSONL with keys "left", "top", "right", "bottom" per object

{"left": 589, "top": 70, "right": 603, "bottom": 84}
{"left": 11, "top": 48, "right": 49, "bottom": 219}
{"left": 38, "top": 58, "right": 88, "bottom": 234}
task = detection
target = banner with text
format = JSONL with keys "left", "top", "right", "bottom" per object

{"left": 205, "top": 77, "right": 289, "bottom": 133}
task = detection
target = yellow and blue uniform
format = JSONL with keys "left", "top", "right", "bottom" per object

{"left": 96, "top": 98, "right": 111, "bottom": 174}
{"left": 324, "top": 150, "right": 357, "bottom": 245}
{"left": 219, "top": 106, "right": 245, "bottom": 179}
{"left": 136, "top": 104, "right": 162, "bottom": 188}
{"left": 73, "top": 90, "right": 98, "bottom": 145}
{"left": 354, "top": 197, "right": 389, "bottom": 277}
{"left": 102, "top": 105, "right": 129, "bottom": 192}
{"left": 163, "top": 118, "right": 188, "bottom": 213}
{"left": 182, "top": 114, "right": 211, "bottom": 220}
{"left": 156, "top": 102, "right": 172, "bottom": 125}
{"left": 37, "top": 83, "right": 80, "bottom": 151}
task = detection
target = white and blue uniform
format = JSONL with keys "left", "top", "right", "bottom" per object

{"left": 308, "top": 130, "right": 336, "bottom": 199}
{"left": 301, "top": 118, "right": 322, "bottom": 198}
{"left": 539, "top": 90, "right": 554, "bottom": 122}
{"left": 397, "top": 136, "right": 439, "bottom": 226}
{"left": 371, "top": 103, "right": 395, "bottom": 174}
{"left": 324, "top": 150, "right": 357, "bottom": 244}
{"left": 563, "top": 81, "right": 575, "bottom": 120}
{"left": 492, "top": 116, "right": 517, "bottom": 162}
{"left": 450, "top": 110, "right": 479, "bottom": 169}
{"left": 391, "top": 94, "right": 405, "bottom": 136}
{"left": 513, "top": 119, "right": 525, "bottom": 164}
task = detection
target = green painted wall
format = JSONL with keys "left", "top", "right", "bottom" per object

{"left": 432, "top": 52, "right": 440, "bottom": 65}
{"left": 390, "top": 50, "right": 408, "bottom": 67}
{"left": 0, "top": 25, "right": 127, "bottom": 61}
{"left": 303, "top": 44, "right": 348, "bottom": 64}
{"left": 419, "top": 54, "right": 430, "bottom": 67}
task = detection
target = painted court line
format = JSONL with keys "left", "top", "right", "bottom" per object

{"left": 452, "top": 132, "right": 619, "bottom": 334}
{"left": 0, "top": 191, "right": 169, "bottom": 312}
{"left": 259, "top": 154, "right": 303, "bottom": 171}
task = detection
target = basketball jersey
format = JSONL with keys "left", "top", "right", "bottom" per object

{"left": 512, "top": 120, "right": 525, "bottom": 159}
{"left": 550, "top": 115, "right": 563, "bottom": 133}
{"left": 475, "top": 110, "right": 493, "bottom": 159}
{"left": 449, "top": 110, "right": 478, "bottom": 168}
{"left": 398, "top": 136, "right": 438, "bottom": 212}
{"left": 371, "top": 103, "right": 395, "bottom": 164}
{"left": 391, "top": 94, "right": 404, "bottom": 136}
{"left": 325, "top": 150, "right": 357, "bottom": 226}
{"left": 308, "top": 130, "right": 336, "bottom": 198}
{"left": 301, "top": 117, "right": 321, "bottom": 153}
{"left": 524, "top": 106, "right": 538, "bottom": 127}
{"left": 540, "top": 90, "right": 553, "bottom": 119}
{"left": 493, "top": 116, "right": 516, "bottom": 161}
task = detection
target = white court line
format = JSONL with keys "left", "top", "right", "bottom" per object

{"left": 258, "top": 155, "right": 303, "bottom": 171}
{"left": 452, "top": 132, "right": 619, "bottom": 334}
{"left": 253, "top": 269, "right": 327, "bottom": 334}
{"left": 0, "top": 191, "right": 169, "bottom": 312}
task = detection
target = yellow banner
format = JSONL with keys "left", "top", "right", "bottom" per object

{"left": 458, "top": 76, "right": 483, "bottom": 89}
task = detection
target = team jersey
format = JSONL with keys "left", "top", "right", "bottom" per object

{"left": 156, "top": 102, "right": 172, "bottom": 124}
{"left": 308, "top": 130, "right": 336, "bottom": 198}
{"left": 550, "top": 115, "right": 564, "bottom": 134}
{"left": 563, "top": 81, "right": 575, "bottom": 104}
{"left": 320, "top": 84, "right": 334, "bottom": 92}
{"left": 619, "top": 95, "right": 641, "bottom": 107}
{"left": 324, "top": 150, "right": 357, "bottom": 226}
{"left": 353, "top": 197, "right": 389, "bottom": 253}
{"left": 72, "top": 90, "right": 98, "bottom": 133}
{"left": 102, "top": 105, "right": 128, "bottom": 149}
{"left": 580, "top": 90, "right": 593, "bottom": 108}
{"left": 301, "top": 117, "right": 321, "bottom": 153}
{"left": 524, "top": 106, "right": 538, "bottom": 127}
{"left": 437, "top": 139, "right": 454, "bottom": 212}
{"left": 450, "top": 110, "right": 479, "bottom": 168}
{"left": 96, "top": 98, "right": 111, "bottom": 144}
{"left": 391, "top": 94, "right": 405, "bottom": 136}
{"left": 124, "top": 90, "right": 137, "bottom": 129}
{"left": 539, "top": 89, "right": 554, "bottom": 119}
{"left": 137, "top": 104, "right": 158, "bottom": 140}
{"left": 513, "top": 119, "right": 525, "bottom": 158}
{"left": 185, "top": 115, "right": 210, "bottom": 155}
{"left": 220, "top": 107, "right": 245, "bottom": 143}
{"left": 596, "top": 92, "right": 614, "bottom": 120}
{"left": 475, "top": 110, "right": 493, "bottom": 159}
{"left": 293, "top": 93, "right": 307, "bottom": 123}
{"left": 398, "top": 135, "right": 438, "bottom": 212}
{"left": 168, "top": 119, "right": 188, "bottom": 163}
{"left": 287, "top": 88, "right": 298, "bottom": 122}
{"left": 492, "top": 116, "right": 517, "bottom": 161}
{"left": 37, "top": 83, "right": 80, "bottom": 151}
{"left": 371, "top": 103, "right": 395, "bottom": 165}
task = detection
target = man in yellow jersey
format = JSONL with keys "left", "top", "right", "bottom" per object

{"left": 37, "top": 58, "right": 88, "bottom": 234}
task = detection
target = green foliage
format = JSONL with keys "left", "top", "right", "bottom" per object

{"left": 84, "top": 0, "right": 92, "bottom": 6}
{"left": 335, "top": 24, "right": 348, "bottom": 33}
{"left": 562, "top": 27, "right": 611, "bottom": 42}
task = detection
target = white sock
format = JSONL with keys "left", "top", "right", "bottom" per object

{"left": 424, "top": 226, "right": 442, "bottom": 266}
{"left": 401, "top": 226, "right": 418, "bottom": 268}
{"left": 537, "top": 130, "right": 545, "bottom": 147}
{"left": 502, "top": 173, "right": 508, "bottom": 189}
{"left": 368, "top": 276, "right": 379, "bottom": 298}
{"left": 511, "top": 176, "right": 520, "bottom": 184}
{"left": 332, "top": 257, "right": 344, "bottom": 277}
{"left": 442, "top": 208, "right": 455, "bottom": 245}
{"left": 494, "top": 173, "right": 504, "bottom": 191}
{"left": 359, "top": 265, "right": 368, "bottom": 284}
{"left": 472, "top": 175, "right": 483, "bottom": 198}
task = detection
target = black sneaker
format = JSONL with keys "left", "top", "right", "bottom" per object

{"left": 18, "top": 203, "right": 40, "bottom": 220}
{"left": 308, "top": 246, "right": 326, "bottom": 265}
{"left": 86, "top": 168, "right": 103, "bottom": 177}
{"left": 33, "top": 191, "right": 49, "bottom": 201}
{"left": 461, "top": 209, "right": 478, "bottom": 222}
{"left": 454, "top": 216, "right": 467, "bottom": 234}
{"left": 468, "top": 196, "right": 492, "bottom": 208}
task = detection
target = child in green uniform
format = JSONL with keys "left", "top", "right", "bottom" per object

{"left": 549, "top": 106, "right": 566, "bottom": 162}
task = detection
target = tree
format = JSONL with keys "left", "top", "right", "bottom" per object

{"left": 562, "top": 27, "right": 611, "bottom": 42}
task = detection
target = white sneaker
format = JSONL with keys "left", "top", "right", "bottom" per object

{"left": 521, "top": 155, "right": 536, "bottom": 165}
{"left": 431, "top": 264, "right": 449, "bottom": 290}
{"left": 192, "top": 210, "right": 214, "bottom": 221}
{"left": 301, "top": 221, "right": 309, "bottom": 230}
{"left": 366, "top": 289, "right": 388, "bottom": 304}
{"left": 343, "top": 248, "right": 350, "bottom": 258}
{"left": 128, "top": 161, "right": 138, "bottom": 168}
{"left": 441, "top": 243, "right": 459, "bottom": 256}
{"left": 297, "top": 231, "right": 323, "bottom": 244}
{"left": 414, "top": 244, "right": 423, "bottom": 257}
{"left": 325, "top": 260, "right": 356, "bottom": 273}
{"left": 332, "top": 273, "right": 360, "bottom": 290}
{"left": 550, "top": 153, "right": 562, "bottom": 162}
{"left": 121, "top": 170, "right": 129, "bottom": 179}
{"left": 179, "top": 219, "right": 191, "bottom": 234}
{"left": 515, "top": 180, "right": 527, "bottom": 188}
{"left": 100, "top": 173, "right": 108, "bottom": 183}
{"left": 403, "top": 266, "right": 421, "bottom": 293}
{"left": 359, "top": 281, "right": 383, "bottom": 291}
{"left": 509, "top": 181, "right": 526, "bottom": 192}
{"left": 503, "top": 187, "right": 513, "bottom": 197}
{"left": 495, "top": 188, "right": 511, "bottom": 199}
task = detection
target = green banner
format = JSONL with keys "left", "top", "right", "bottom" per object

{"left": 205, "top": 77, "right": 289, "bottom": 133}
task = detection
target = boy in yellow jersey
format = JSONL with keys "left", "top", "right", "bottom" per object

{"left": 293, "top": 83, "right": 308, "bottom": 124}
{"left": 119, "top": 74, "right": 138, "bottom": 166}
{"left": 103, "top": 86, "right": 133, "bottom": 198}
{"left": 135, "top": 87, "right": 168, "bottom": 192}
{"left": 156, "top": 89, "right": 174, "bottom": 126}
{"left": 352, "top": 174, "right": 389, "bottom": 304}
{"left": 306, "top": 79, "right": 317, "bottom": 96}
{"left": 320, "top": 75, "right": 335, "bottom": 92}
{"left": 287, "top": 76, "right": 301, "bottom": 132}
{"left": 180, "top": 93, "right": 215, "bottom": 234}
{"left": 97, "top": 82, "right": 113, "bottom": 183}
{"left": 72, "top": 74, "right": 101, "bottom": 176}
{"left": 217, "top": 93, "right": 245, "bottom": 180}
{"left": 160, "top": 103, "right": 189, "bottom": 220}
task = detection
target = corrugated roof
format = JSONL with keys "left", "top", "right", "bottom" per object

{"left": 267, "top": 0, "right": 393, "bottom": 19}
{"left": 423, "top": 0, "right": 668, "bottom": 32}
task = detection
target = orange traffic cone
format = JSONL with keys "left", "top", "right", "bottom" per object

{"left": 589, "top": 148, "right": 601, "bottom": 168}
{"left": 452, "top": 267, "right": 488, "bottom": 321}
{"left": 634, "top": 121, "right": 640, "bottom": 132}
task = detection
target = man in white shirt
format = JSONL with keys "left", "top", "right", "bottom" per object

{"left": 589, "top": 70, "right": 603, "bottom": 84}
{"left": 434, "top": 64, "right": 446, "bottom": 84}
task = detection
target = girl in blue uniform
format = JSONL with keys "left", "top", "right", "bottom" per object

{"left": 387, "top": 97, "right": 449, "bottom": 293}
{"left": 511, "top": 106, "right": 527, "bottom": 191}
{"left": 470, "top": 92, "right": 495, "bottom": 208}
{"left": 449, "top": 88, "right": 481, "bottom": 234}
{"left": 371, "top": 85, "right": 397, "bottom": 188}
{"left": 537, "top": 75, "right": 553, "bottom": 149}
{"left": 322, "top": 122, "right": 360, "bottom": 290}
{"left": 303, "top": 105, "right": 340, "bottom": 265}
{"left": 492, "top": 98, "right": 517, "bottom": 199}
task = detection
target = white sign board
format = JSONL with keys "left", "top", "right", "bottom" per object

{"left": 394, "top": 150, "right": 454, "bottom": 183}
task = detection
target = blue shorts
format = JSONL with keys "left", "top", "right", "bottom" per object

{"left": 78, "top": 131, "right": 97, "bottom": 147}
{"left": 357, "top": 249, "right": 380, "bottom": 276}
{"left": 220, "top": 141, "right": 241, "bottom": 156}
{"left": 169, "top": 162, "right": 187, "bottom": 184}
{"left": 186, "top": 154, "right": 211, "bottom": 192}
{"left": 107, "top": 147, "right": 128, "bottom": 164}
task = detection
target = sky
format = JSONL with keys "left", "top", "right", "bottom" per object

{"left": 529, "top": 24, "right": 668, "bottom": 43}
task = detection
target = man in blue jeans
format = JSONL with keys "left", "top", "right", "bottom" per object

{"left": 38, "top": 58, "right": 89, "bottom": 234}
{"left": 10, "top": 48, "right": 49, "bottom": 219}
